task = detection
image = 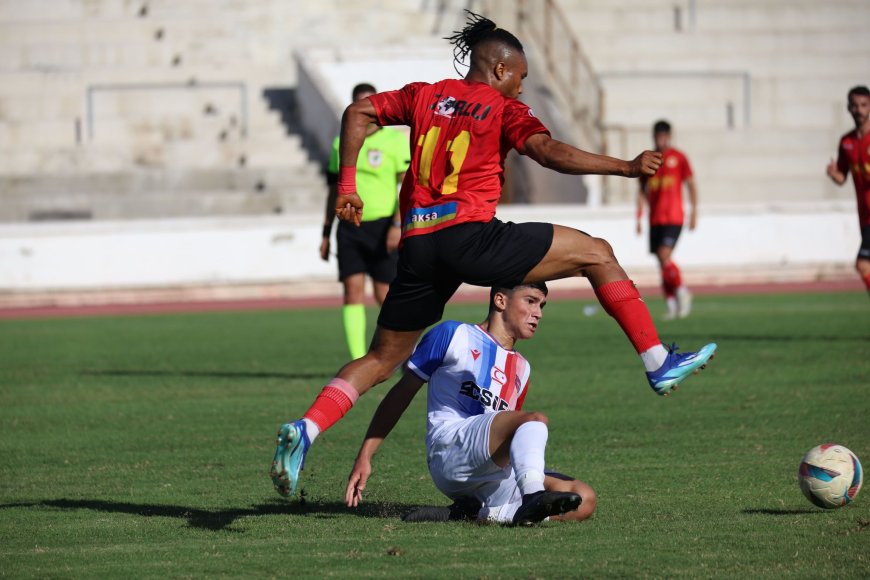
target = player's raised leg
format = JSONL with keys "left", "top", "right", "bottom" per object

{"left": 271, "top": 326, "right": 422, "bottom": 496}
{"left": 523, "top": 225, "right": 716, "bottom": 395}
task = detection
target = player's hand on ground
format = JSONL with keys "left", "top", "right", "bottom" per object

{"left": 386, "top": 224, "right": 401, "bottom": 254}
{"left": 345, "top": 457, "right": 372, "bottom": 507}
{"left": 629, "top": 151, "right": 663, "bottom": 178}
{"left": 335, "top": 193, "right": 364, "bottom": 226}
{"left": 319, "top": 237, "right": 330, "bottom": 261}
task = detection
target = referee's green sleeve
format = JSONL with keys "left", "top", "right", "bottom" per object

{"left": 327, "top": 136, "right": 341, "bottom": 175}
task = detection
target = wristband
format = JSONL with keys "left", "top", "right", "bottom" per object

{"left": 337, "top": 165, "right": 357, "bottom": 195}
{"left": 391, "top": 220, "right": 402, "bottom": 228}
{"left": 322, "top": 224, "right": 332, "bottom": 238}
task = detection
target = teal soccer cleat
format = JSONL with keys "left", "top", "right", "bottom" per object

{"left": 270, "top": 420, "right": 311, "bottom": 497}
{"left": 646, "top": 343, "right": 717, "bottom": 396}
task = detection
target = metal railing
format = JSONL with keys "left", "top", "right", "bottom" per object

{"left": 516, "top": 0, "right": 604, "bottom": 153}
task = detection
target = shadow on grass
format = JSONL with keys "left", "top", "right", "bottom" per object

{"left": 81, "top": 369, "right": 333, "bottom": 381}
{"left": 0, "top": 498, "right": 416, "bottom": 532}
{"left": 742, "top": 508, "right": 821, "bottom": 515}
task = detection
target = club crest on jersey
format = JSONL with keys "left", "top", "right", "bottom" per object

{"left": 666, "top": 156, "right": 679, "bottom": 168}
{"left": 434, "top": 96, "right": 458, "bottom": 118}
{"left": 459, "top": 381, "right": 510, "bottom": 411}
{"left": 367, "top": 149, "right": 383, "bottom": 168}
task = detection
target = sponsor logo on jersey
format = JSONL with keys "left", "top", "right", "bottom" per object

{"left": 459, "top": 380, "right": 510, "bottom": 411}
{"left": 404, "top": 202, "right": 458, "bottom": 231}
{"left": 367, "top": 149, "right": 383, "bottom": 168}
{"left": 471, "top": 349, "right": 481, "bottom": 360}
{"left": 429, "top": 95, "right": 491, "bottom": 121}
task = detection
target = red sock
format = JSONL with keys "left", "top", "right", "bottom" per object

{"left": 863, "top": 272, "right": 870, "bottom": 292}
{"left": 302, "top": 378, "right": 360, "bottom": 433}
{"left": 662, "top": 261, "right": 682, "bottom": 296}
{"left": 594, "top": 280, "right": 662, "bottom": 354}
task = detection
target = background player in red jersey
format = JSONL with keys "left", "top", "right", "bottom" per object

{"left": 826, "top": 85, "right": 870, "bottom": 294}
{"left": 636, "top": 120, "right": 698, "bottom": 319}
{"left": 271, "top": 11, "right": 717, "bottom": 498}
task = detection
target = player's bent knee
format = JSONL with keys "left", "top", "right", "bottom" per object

{"left": 523, "top": 411, "right": 549, "bottom": 426}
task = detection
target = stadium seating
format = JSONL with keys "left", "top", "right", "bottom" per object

{"left": 0, "top": 0, "right": 865, "bottom": 222}
{"left": 557, "top": 0, "right": 869, "bottom": 203}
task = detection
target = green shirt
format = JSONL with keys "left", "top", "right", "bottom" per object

{"left": 328, "top": 127, "right": 410, "bottom": 221}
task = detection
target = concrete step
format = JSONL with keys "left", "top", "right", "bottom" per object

{"left": 0, "top": 167, "right": 326, "bottom": 195}
{"left": 0, "top": 188, "right": 330, "bottom": 222}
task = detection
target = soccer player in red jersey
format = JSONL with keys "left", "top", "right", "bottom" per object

{"left": 636, "top": 120, "right": 698, "bottom": 319}
{"left": 271, "top": 11, "right": 717, "bottom": 498}
{"left": 826, "top": 85, "right": 870, "bottom": 294}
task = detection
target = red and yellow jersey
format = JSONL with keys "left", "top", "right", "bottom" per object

{"left": 642, "top": 147, "right": 693, "bottom": 226}
{"left": 368, "top": 79, "right": 549, "bottom": 238}
{"left": 836, "top": 129, "right": 870, "bottom": 227}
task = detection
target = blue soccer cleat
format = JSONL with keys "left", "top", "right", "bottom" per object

{"left": 646, "top": 343, "right": 717, "bottom": 396}
{"left": 270, "top": 420, "right": 311, "bottom": 497}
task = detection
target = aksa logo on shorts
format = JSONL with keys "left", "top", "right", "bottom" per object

{"left": 459, "top": 381, "right": 509, "bottom": 411}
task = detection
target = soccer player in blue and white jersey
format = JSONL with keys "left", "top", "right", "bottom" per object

{"left": 344, "top": 282, "right": 597, "bottom": 526}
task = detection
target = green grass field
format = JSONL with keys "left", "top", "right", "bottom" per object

{"left": 1, "top": 291, "right": 869, "bottom": 578}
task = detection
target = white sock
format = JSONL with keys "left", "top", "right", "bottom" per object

{"left": 302, "top": 418, "right": 321, "bottom": 443}
{"left": 666, "top": 297, "right": 678, "bottom": 315}
{"left": 510, "top": 421, "right": 548, "bottom": 496}
{"left": 640, "top": 344, "right": 669, "bottom": 372}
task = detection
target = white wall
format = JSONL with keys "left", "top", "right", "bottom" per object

{"left": 0, "top": 202, "right": 861, "bottom": 292}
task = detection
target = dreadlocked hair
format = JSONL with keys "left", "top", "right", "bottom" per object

{"left": 444, "top": 10, "right": 524, "bottom": 75}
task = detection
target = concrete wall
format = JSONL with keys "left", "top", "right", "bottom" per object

{"left": 0, "top": 203, "right": 861, "bottom": 294}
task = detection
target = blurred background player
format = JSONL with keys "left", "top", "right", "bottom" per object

{"left": 826, "top": 85, "right": 870, "bottom": 295}
{"left": 636, "top": 120, "right": 698, "bottom": 319}
{"left": 321, "top": 83, "right": 410, "bottom": 358}
{"left": 345, "top": 282, "right": 596, "bottom": 526}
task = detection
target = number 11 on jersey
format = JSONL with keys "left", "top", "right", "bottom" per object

{"left": 416, "top": 127, "right": 471, "bottom": 195}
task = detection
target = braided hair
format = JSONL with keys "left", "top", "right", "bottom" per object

{"left": 444, "top": 10, "right": 524, "bottom": 75}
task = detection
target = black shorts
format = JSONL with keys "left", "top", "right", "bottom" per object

{"left": 336, "top": 218, "right": 399, "bottom": 283}
{"left": 859, "top": 225, "right": 870, "bottom": 260}
{"left": 378, "top": 219, "right": 555, "bottom": 331}
{"left": 649, "top": 224, "right": 683, "bottom": 254}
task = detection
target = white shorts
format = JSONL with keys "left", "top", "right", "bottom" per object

{"left": 427, "top": 412, "right": 525, "bottom": 522}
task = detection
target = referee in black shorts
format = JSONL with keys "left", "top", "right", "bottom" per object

{"left": 321, "top": 83, "right": 410, "bottom": 359}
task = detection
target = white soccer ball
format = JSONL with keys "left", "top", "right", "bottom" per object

{"left": 798, "top": 444, "right": 863, "bottom": 509}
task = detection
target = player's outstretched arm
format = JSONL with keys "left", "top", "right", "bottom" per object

{"left": 521, "top": 133, "right": 663, "bottom": 178}
{"left": 345, "top": 371, "right": 426, "bottom": 507}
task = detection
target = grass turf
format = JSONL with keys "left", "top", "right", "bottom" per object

{"left": 1, "top": 291, "right": 868, "bottom": 578}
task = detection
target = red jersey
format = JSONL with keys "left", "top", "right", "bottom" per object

{"left": 642, "top": 147, "right": 693, "bottom": 226}
{"left": 836, "top": 129, "right": 870, "bottom": 227}
{"left": 368, "top": 79, "right": 549, "bottom": 238}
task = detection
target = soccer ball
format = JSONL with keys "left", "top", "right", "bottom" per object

{"left": 798, "top": 444, "right": 863, "bottom": 509}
